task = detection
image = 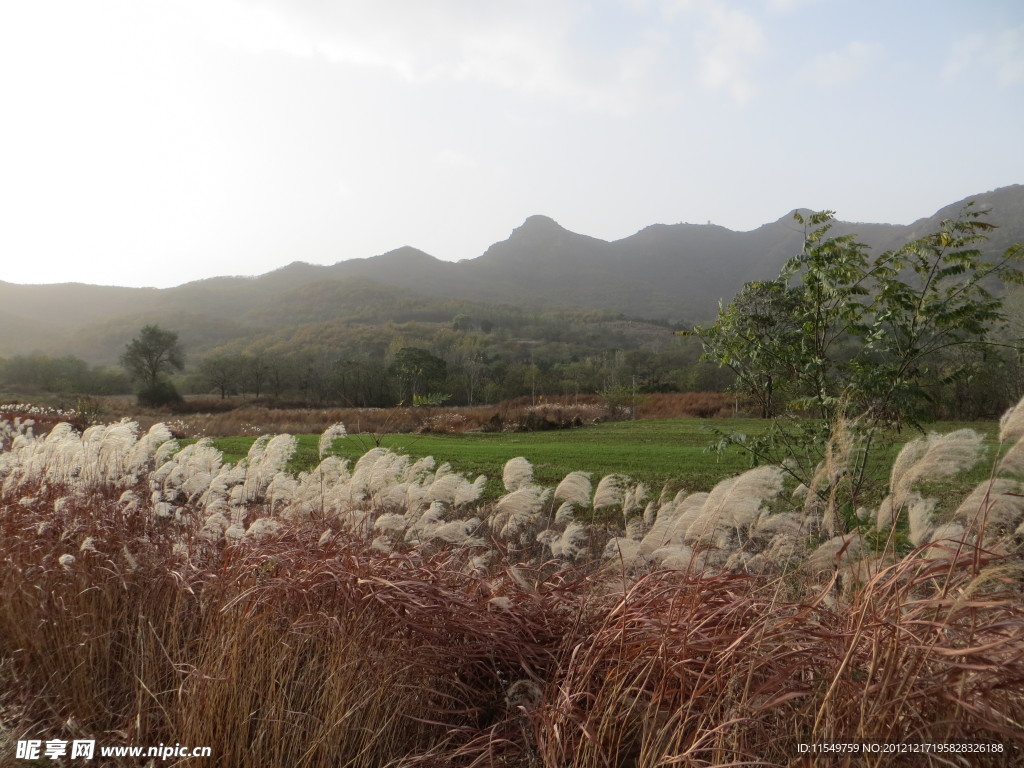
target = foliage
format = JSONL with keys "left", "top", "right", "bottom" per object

{"left": 695, "top": 205, "right": 1024, "bottom": 502}
{"left": 0, "top": 354, "right": 129, "bottom": 396}
{"left": 137, "top": 379, "right": 184, "bottom": 408}
{"left": 389, "top": 346, "right": 447, "bottom": 402}
{"left": 120, "top": 324, "right": 185, "bottom": 389}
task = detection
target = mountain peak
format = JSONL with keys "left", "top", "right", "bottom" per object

{"left": 514, "top": 214, "right": 564, "bottom": 234}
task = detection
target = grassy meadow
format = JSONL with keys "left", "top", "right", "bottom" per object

{"left": 206, "top": 416, "right": 1004, "bottom": 516}
{"left": 1, "top": 403, "right": 1023, "bottom": 767}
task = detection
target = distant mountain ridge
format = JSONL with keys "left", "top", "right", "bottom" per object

{"left": 1, "top": 185, "right": 1022, "bottom": 364}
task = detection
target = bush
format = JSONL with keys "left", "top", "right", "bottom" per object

{"left": 137, "top": 380, "right": 184, "bottom": 408}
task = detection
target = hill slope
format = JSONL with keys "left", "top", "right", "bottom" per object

{"left": 1, "top": 185, "right": 1021, "bottom": 364}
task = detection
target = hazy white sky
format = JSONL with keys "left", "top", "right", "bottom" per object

{"left": 2, "top": 0, "right": 1022, "bottom": 288}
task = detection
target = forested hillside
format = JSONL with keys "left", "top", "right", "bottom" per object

{"left": 1, "top": 186, "right": 1022, "bottom": 413}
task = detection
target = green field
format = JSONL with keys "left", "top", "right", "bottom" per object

{"left": 205, "top": 417, "right": 1003, "bottom": 507}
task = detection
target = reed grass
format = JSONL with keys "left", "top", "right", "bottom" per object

{"left": 1, "top": 401, "right": 1022, "bottom": 767}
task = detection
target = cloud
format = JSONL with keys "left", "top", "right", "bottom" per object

{"left": 193, "top": 0, "right": 662, "bottom": 112}
{"left": 945, "top": 27, "right": 1024, "bottom": 86}
{"left": 765, "top": 0, "right": 817, "bottom": 13}
{"left": 432, "top": 149, "right": 478, "bottom": 170}
{"left": 805, "top": 40, "right": 882, "bottom": 86}
{"left": 694, "top": 6, "right": 764, "bottom": 104}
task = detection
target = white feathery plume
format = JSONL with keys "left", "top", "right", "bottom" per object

{"left": 952, "top": 478, "right": 1024, "bottom": 540}
{"left": 625, "top": 517, "right": 647, "bottom": 541}
{"left": 807, "top": 534, "right": 863, "bottom": 573}
{"left": 537, "top": 529, "right": 559, "bottom": 555}
{"left": 266, "top": 473, "right": 300, "bottom": 512}
{"left": 128, "top": 422, "right": 174, "bottom": 473}
{"left": 669, "top": 492, "right": 712, "bottom": 541}
{"left": 557, "top": 521, "right": 590, "bottom": 560}
{"left": 318, "top": 422, "right": 347, "bottom": 459}
{"left": 454, "top": 475, "right": 487, "bottom": 507}
{"left": 922, "top": 522, "right": 968, "bottom": 558}
{"left": 999, "top": 394, "right": 1024, "bottom": 443}
{"left": 199, "top": 511, "right": 230, "bottom": 543}
{"left": 643, "top": 500, "right": 658, "bottom": 526}
{"left": 153, "top": 439, "right": 179, "bottom": 467}
{"left": 622, "top": 482, "right": 649, "bottom": 516}
{"left": 650, "top": 545, "right": 694, "bottom": 570}
{"left": 431, "top": 518, "right": 484, "bottom": 546}
{"left": 602, "top": 537, "right": 645, "bottom": 570}
{"left": 554, "top": 501, "right": 576, "bottom": 527}
{"left": 245, "top": 434, "right": 272, "bottom": 466}
{"left": 243, "top": 434, "right": 297, "bottom": 503}
{"left": 405, "top": 501, "right": 446, "bottom": 542}
{"left": 244, "top": 517, "right": 284, "bottom": 540}
{"left": 424, "top": 472, "right": 465, "bottom": 505}
{"left": 593, "top": 474, "right": 627, "bottom": 509}
{"left": 890, "top": 430, "right": 984, "bottom": 506}
{"left": 641, "top": 494, "right": 709, "bottom": 555}
{"left": 997, "top": 437, "right": 1024, "bottom": 476}
{"left": 907, "top": 494, "right": 938, "bottom": 546}
{"left": 554, "top": 471, "right": 592, "bottom": 507}
{"left": 374, "top": 513, "right": 412, "bottom": 535}
{"left": 367, "top": 452, "right": 411, "bottom": 497}
{"left": 409, "top": 455, "right": 437, "bottom": 477}
{"left": 502, "top": 457, "right": 534, "bottom": 492}
{"left": 491, "top": 485, "right": 551, "bottom": 540}
{"left": 348, "top": 447, "right": 389, "bottom": 496}
{"left": 698, "top": 465, "right": 784, "bottom": 536}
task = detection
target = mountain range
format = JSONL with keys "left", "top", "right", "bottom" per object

{"left": 2, "top": 185, "right": 1022, "bottom": 366}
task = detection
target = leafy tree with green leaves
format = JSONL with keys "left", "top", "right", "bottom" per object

{"left": 121, "top": 325, "right": 185, "bottom": 406}
{"left": 389, "top": 347, "right": 447, "bottom": 403}
{"left": 695, "top": 205, "right": 1024, "bottom": 514}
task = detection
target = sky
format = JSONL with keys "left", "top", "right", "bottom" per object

{"left": 1, "top": 0, "right": 1023, "bottom": 288}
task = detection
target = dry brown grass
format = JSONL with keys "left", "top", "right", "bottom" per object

{"left": 88, "top": 392, "right": 737, "bottom": 438}
{"left": 2, "top": 473, "right": 1021, "bottom": 766}
{"left": 2, "top": 408, "right": 1023, "bottom": 766}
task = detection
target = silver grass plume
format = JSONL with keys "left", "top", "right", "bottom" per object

{"left": 502, "top": 456, "right": 534, "bottom": 492}
{"left": 242, "top": 433, "right": 297, "bottom": 503}
{"left": 593, "top": 473, "right": 627, "bottom": 509}
{"left": 244, "top": 517, "right": 284, "bottom": 541}
{"left": 554, "top": 501, "right": 576, "bottom": 527}
{"left": 405, "top": 501, "right": 446, "bottom": 542}
{"left": 127, "top": 422, "right": 174, "bottom": 476}
{"left": 622, "top": 482, "right": 649, "bottom": 516}
{"left": 640, "top": 494, "right": 700, "bottom": 555}
{"left": 697, "top": 465, "right": 784, "bottom": 538}
{"left": 997, "top": 437, "right": 1024, "bottom": 476}
{"left": 668, "top": 492, "right": 712, "bottom": 542}
{"left": 922, "top": 522, "right": 968, "bottom": 558}
{"left": 491, "top": 485, "right": 551, "bottom": 541}
{"left": 999, "top": 394, "right": 1024, "bottom": 443}
{"left": 554, "top": 471, "right": 592, "bottom": 507}
{"left": 890, "top": 430, "right": 984, "bottom": 507}
{"left": 625, "top": 517, "right": 647, "bottom": 541}
{"left": 953, "top": 478, "right": 1024, "bottom": 542}
{"left": 907, "top": 493, "right": 938, "bottom": 546}
{"left": 649, "top": 545, "right": 694, "bottom": 570}
{"left": 454, "top": 475, "right": 487, "bottom": 507}
{"left": 602, "top": 537, "right": 646, "bottom": 570}
{"left": 557, "top": 521, "right": 590, "bottom": 560}
{"left": 318, "top": 422, "right": 347, "bottom": 459}
{"left": 431, "top": 517, "right": 484, "bottom": 546}
{"left": 807, "top": 534, "right": 863, "bottom": 574}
